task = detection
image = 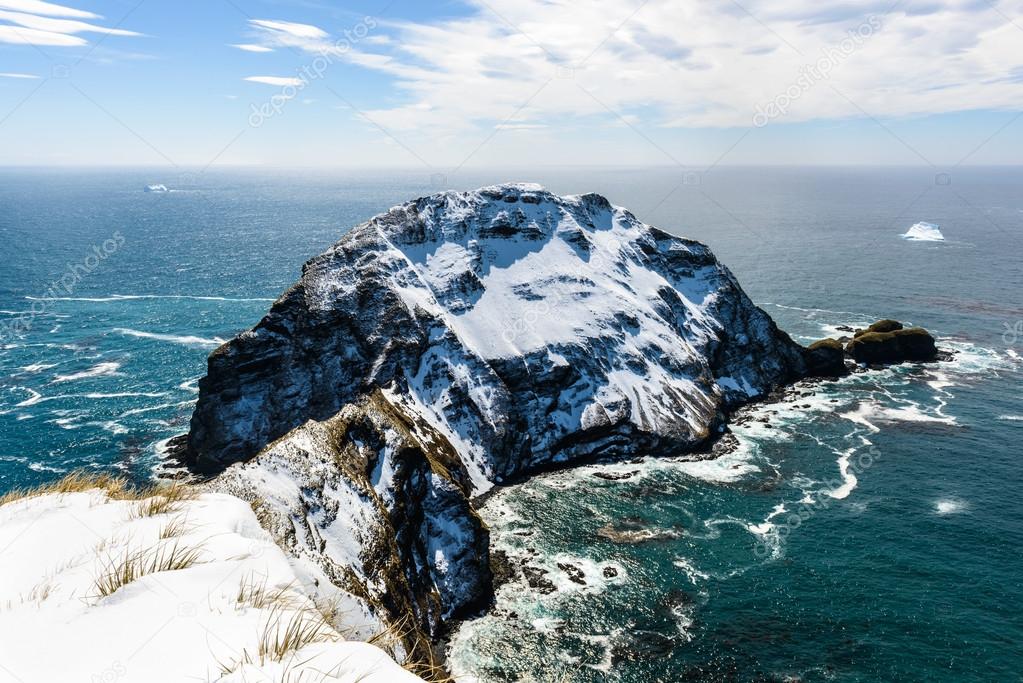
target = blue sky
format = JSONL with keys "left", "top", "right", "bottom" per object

{"left": 0, "top": 0, "right": 1021, "bottom": 167}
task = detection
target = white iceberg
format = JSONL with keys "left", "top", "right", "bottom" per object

{"left": 144, "top": 184, "right": 169, "bottom": 193}
{"left": 901, "top": 221, "right": 944, "bottom": 241}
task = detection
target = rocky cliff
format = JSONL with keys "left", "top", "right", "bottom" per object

{"left": 183, "top": 184, "right": 808, "bottom": 651}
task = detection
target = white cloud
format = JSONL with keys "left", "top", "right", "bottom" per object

{"left": 0, "top": 71, "right": 39, "bottom": 78}
{"left": 0, "top": 0, "right": 97, "bottom": 19}
{"left": 0, "top": 23, "right": 84, "bottom": 44}
{"left": 256, "top": 0, "right": 1023, "bottom": 134}
{"left": 249, "top": 19, "right": 328, "bottom": 43}
{"left": 0, "top": 0, "right": 139, "bottom": 46}
{"left": 244, "top": 75, "right": 304, "bottom": 87}
{"left": 0, "top": 9, "right": 141, "bottom": 35}
{"left": 231, "top": 43, "right": 274, "bottom": 53}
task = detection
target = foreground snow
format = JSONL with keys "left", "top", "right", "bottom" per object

{"left": 901, "top": 221, "right": 944, "bottom": 241}
{"left": 0, "top": 489, "right": 421, "bottom": 683}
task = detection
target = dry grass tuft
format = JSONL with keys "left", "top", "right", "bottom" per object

{"left": 0, "top": 471, "right": 199, "bottom": 512}
{"left": 131, "top": 481, "right": 197, "bottom": 519}
{"left": 235, "top": 575, "right": 302, "bottom": 612}
{"left": 93, "top": 539, "right": 204, "bottom": 598}
{"left": 218, "top": 605, "right": 340, "bottom": 675}
{"left": 370, "top": 612, "right": 455, "bottom": 683}
{"left": 0, "top": 471, "right": 133, "bottom": 508}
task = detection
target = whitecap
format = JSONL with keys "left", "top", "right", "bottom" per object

{"left": 901, "top": 221, "right": 945, "bottom": 241}
{"left": 14, "top": 387, "right": 42, "bottom": 407}
{"left": 28, "top": 294, "right": 274, "bottom": 303}
{"left": 18, "top": 363, "right": 57, "bottom": 374}
{"left": 112, "top": 328, "right": 226, "bottom": 348}
{"left": 827, "top": 447, "right": 859, "bottom": 500}
{"left": 178, "top": 378, "right": 200, "bottom": 393}
{"left": 52, "top": 362, "right": 122, "bottom": 383}
{"left": 997, "top": 415, "right": 1023, "bottom": 422}
{"left": 934, "top": 498, "right": 968, "bottom": 515}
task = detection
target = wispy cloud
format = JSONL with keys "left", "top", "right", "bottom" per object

{"left": 244, "top": 76, "right": 304, "bottom": 87}
{"left": 0, "top": 71, "right": 39, "bottom": 78}
{"left": 231, "top": 43, "right": 274, "bottom": 53}
{"left": 0, "top": 0, "right": 98, "bottom": 20}
{"left": 0, "top": 0, "right": 139, "bottom": 46}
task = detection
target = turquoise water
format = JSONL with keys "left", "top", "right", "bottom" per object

{"left": 1, "top": 167, "right": 1021, "bottom": 681}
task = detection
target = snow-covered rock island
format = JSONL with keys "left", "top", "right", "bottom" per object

{"left": 3, "top": 184, "right": 831, "bottom": 681}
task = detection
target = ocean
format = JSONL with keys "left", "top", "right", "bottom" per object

{"left": 1, "top": 167, "right": 1021, "bottom": 681}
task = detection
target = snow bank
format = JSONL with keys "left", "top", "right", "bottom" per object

{"left": 901, "top": 221, "right": 944, "bottom": 241}
{"left": 0, "top": 489, "right": 421, "bottom": 683}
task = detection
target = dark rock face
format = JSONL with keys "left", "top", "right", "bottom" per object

{"left": 185, "top": 184, "right": 807, "bottom": 481}
{"left": 803, "top": 338, "right": 847, "bottom": 377}
{"left": 211, "top": 390, "right": 490, "bottom": 647}
{"left": 846, "top": 327, "right": 937, "bottom": 364}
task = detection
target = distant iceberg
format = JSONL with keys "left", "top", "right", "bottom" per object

{"left": 901, "top": 222, "right": 944, "bottom": 241}
{"left": 144, "top": 184, "right": 169, "bottom": 193}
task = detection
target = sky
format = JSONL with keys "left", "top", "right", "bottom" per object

{"left": 0, "top": 0, "right": 1021, "bottom": 168}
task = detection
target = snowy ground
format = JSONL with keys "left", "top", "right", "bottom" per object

{"left": 0, "top": 489, "right": 421, "bottom": 683}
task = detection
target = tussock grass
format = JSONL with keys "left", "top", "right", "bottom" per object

{"left": 93, "top": 539, "right": 204, "bottom": 598}
{"left": 158, "top": 516, "right": 191, "bottom": 540}
{"left": 236, "top": 575, "right": 302, "bottom": 611}
{"left": 370, "top": 612, "right": 455, "bottom": 683}
{"left": 218, "top": 605, "right": 340, "bottom": 675}
{"left": 0, "top": 471, "right": 198, "bottom": 512}
{"left": 0, "top": 471, "right": 132, "bottom": 508}
{"left": 131, "top": 481, "right": 197, "bottom": 519}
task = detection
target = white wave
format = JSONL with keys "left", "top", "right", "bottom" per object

{"left": 27, "top": 294, "right": 274, "bottom": 303}
{"left": 14, "top": 387, "right": 42, "bottom": 407}
{"left": 673, "top": 446, "right": 760, "bottom": 483}
{"left": 52, "top": 362, "right": 122, "bottom": 383}
{"left": 997, "top": 415, "right": 1023, "bottom": 422}
{"left": 759, "top": 302, "right": 875, "bottom": 319}
{"left": 178, "top": 378, "right": 200, "bottom": 393}
{"left": 112, "top": 328, "right": 226, "bottom": 348}
{"left": 82, "top": 392, "right": 167, "bottom": 400}
{"left": 828, "top": 447, "right": 859, "bottom": 500}
{"left": 120, "top": 400, "right": 193, "bottom": 417}
{"left": 19, "top": 363, "right": 57, "bottom": 374}
{"left": 934, "top": 498, "right": 968, "bottom": 515}
{"left": 27, "top": 461, "right": 65, "bottom": 474}
{"left": 839, "top": 400, "right": 955, "bottom": 433}
{"left": 901, "top": 221, "right": 945, "bottom": 241}
{"left": 673, "top": 556, "right": 710, "bottom": 584}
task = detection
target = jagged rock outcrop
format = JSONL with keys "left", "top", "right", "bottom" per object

{"left": 803, "top": 338, "right": 848, "bottom": 377}
{"left": 212, "top": 389, "right": 489, "bottom": 651}
{"left": 183, "top": 183, "right": 809, "bottom": 645}
{"left": 186, "top": 184, "right": 806, "bottom": 482}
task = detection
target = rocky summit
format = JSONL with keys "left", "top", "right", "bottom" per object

{"left": 180, "top": 184, "right": 814, "bottom": 645}
{"left": 185, "top": 183, "right": 806, "bottom": 480}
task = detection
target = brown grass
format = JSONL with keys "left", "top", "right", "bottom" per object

{"left": 218, "top": 604, "right": 341, "bottom": 675}
{"left": 0, "top": 471, "right": 198, "bottom": 512}
{"left": 93, "top": 539, "right": 204, "bottom": 598}
{"left": 130, "top": 481, "right": 197, "bottom": 519}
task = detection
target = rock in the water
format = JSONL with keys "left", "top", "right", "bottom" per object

{"left": 181, "top": 184, "right": 814, "bottom": 649}
{"left": 803, "top": 338, "right": 848, "bottom": 377}
{"left": 185, "top": 184, "right": 806, "bottom": 480}
{"left": 846, "top": 324, "right": 937, "bottom": 364}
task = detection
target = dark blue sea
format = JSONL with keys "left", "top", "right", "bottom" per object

{"left": 1, "top": 167, "right": 1021, "bottom": 682}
